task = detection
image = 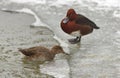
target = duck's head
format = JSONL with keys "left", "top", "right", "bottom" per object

{"left": 50, "top": 45, "right": 65, "bottom": 54}
{"left": 63, "top": 8, "right": 77, "bottom": 24}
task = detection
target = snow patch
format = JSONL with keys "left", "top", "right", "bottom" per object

{"left": 113, "top": 10, "right": 120, "bottom": 18}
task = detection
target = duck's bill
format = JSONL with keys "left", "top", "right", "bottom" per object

{"left": 63, "top": 52, "right": 70, "bottom": 55}
{"left": 63, "top": 17, "right": 69, "bottom": 24}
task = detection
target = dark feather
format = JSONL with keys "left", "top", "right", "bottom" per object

{"left": 18, "top": 48, "right": 36, "bottom": 56}
{"left": 75, "top": 14, "right": 100, "bottom": 29}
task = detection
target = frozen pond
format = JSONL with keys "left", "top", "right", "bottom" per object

{"left": 0, "top": 0, "right": 120, "bottom": 78}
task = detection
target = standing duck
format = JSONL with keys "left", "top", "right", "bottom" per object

{"left": 18, "top": 45, "right": 66, "bottom": 62}
{"left": 61, "top": 8, "right": 100, "bottom": 44}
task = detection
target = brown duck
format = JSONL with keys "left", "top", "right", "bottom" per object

{"left": 61, "top": 8, "right": 100, "bottom": 44}
{"left": 18, "top": 45, "right": 66, "bottom": 61}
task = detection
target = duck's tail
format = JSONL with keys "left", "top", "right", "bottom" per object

{"left": 94, "top": 25, "right": 100, "bottom": 29}
{"left": 18, "top": 48, "right": 32, "bottom": 56}
{"left": 90, "top": 22, "right": 100, "bottom": 29}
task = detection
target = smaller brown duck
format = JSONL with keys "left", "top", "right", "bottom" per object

{"left": 18, "top": 45, "right": 66, "bottom": 62}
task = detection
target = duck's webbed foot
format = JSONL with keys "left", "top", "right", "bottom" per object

{"left": 68, "top": 36, "right": 81, "bottom": 44}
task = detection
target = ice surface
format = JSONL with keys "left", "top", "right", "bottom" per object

{"left": 6, "top": 0, "right": 120, "bottom": 8}
{"left": 40, "top": 59, "right": 70, "bottom": 78}
{"left": 0, "top": 0, "right": 120, "bottom": 78}
{"left": 6, "top": 0, "right": 46, "bottom": 4}
{"left": 113, "top": 10, "right": 120, "bottom": 18}
{"left": 15, "top": 8, "right": 49, "bottom": 27}
{"left": 88, "top": 0, "right": 120, "bottom": 7}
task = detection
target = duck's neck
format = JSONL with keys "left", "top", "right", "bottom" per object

{"left": 50, "top": 50, "right": 58, "bottom": 55}
{"left": 49, "top": 50, "right": 57, "bottom": 59}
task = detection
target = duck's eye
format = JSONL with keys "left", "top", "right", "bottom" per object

{"left": 70, "top": 14, "right": 73, "bottom": 17}
{"left": 69, "top": 13, "right": 74, "bottom": 18}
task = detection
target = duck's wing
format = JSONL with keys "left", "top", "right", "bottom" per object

{"left": 18, "top": 46, "right": 50, "bottom": 56}
{"left": 18, "top": 48, "right": 36, "bottom": 56}
{"left": 75, "top": 14, "right": 100, "bottom": 29}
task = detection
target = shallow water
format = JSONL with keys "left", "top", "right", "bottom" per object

{"left": 0, "top": 0, "right": 120, "bottom": 78}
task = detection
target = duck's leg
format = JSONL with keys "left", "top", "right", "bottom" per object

{"left": 68, "top": 36, "right": 81, "bottom": 44}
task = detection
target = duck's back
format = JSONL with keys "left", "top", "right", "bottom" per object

{"left": 76, "top": 14, "right": 99, "bottom": 29}
{"left": 19, "top": 46, "right": 50, "bottom": 56}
